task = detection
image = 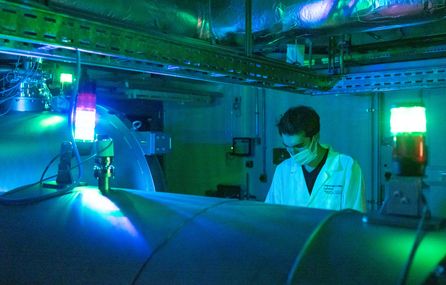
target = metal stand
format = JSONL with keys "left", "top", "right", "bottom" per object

{"left": 43, "top": 141, "right": 73, "bottom": 189}
{"left": 381, "top": 177, "right": 423, "bottom": 217}
{"left": 365, "top": 177, "right": 446, "bottom": 230}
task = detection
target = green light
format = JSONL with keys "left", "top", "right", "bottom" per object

{"left": 39, "top": 115, "right": 65, "bottom": 128}
{"left": 60, "top": 73, "right": 73, "bottom": 83}
{"left": 380, "top": 232, "right": 446, "bottom": 284}
{"left": 354, "top": 0, "right": 373, "bottom": 12}
{"left": 177, "top": 11, "right": 197, "bottom": 26}
{"left": 303, "top": 59, "right": 315, "bottom": 67}
{"left": 390, "top": 106, "right": 426, "bottom": 134}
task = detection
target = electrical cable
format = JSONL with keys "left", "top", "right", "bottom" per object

{"left": 0, "top": 81, "right": 22, "bottom": 95}
{"left": 0, "top": 57, "right": 41, "bottom": 119}
{"left": 1, "top": 178, "right": 56, "bottom": 198}
{"left": 39, "top": 154, "right": 61, "bottom": 184}
{"left": 379, "top": 194, "right": 391, "bottom": 214}
{"left": 69, "top": 49, "right": 84, "bottom": 184}
{"left": 0, "top": 56, "right": 21, "bottom": 83}
{"left": 0, "top": 52, "right": 88, "bottom": 206}
{"left": 286, "top": 209, "right": 357, "bottom": 285}
{"left": 130, "top": 199, "right": 236, "bottom": 285}
{"left": 0, "top": 184, "right": 76, "bottom": 206}
{"left": 0, "top": 100, "right": 13, "bottom": 117}
{"left": 397, "top": 196, "right": 431, "bottom": 285}
{"left": 39, "top": 140, "right": 113, "bottom": 186}
{"left": 0, "top": 140, "right": 113, "bottom": 206}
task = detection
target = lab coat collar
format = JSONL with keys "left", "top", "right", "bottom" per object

{"left": 308, "top": 147, "right": 345, "bottom": 204}
{"left": 315, "top": 147, "right": 344, "bottom": 183}
{"left": 324, "top": 147, "right": 344, "bottom": 173}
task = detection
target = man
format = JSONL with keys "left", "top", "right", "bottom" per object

{"left": 265, "top": 106, "right": 366, "bottom": 212}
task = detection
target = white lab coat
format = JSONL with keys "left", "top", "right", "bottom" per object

{"left": 265, "top": 147, "right": 366, "bottom": 212}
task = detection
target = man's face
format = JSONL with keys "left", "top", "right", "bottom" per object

{"left": 281, "top": 133, "right": 311, "bottom": 156}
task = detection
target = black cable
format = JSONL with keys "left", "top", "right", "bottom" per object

{"left": 39, "top": 154, "right": 61, "bottom": 184}
{"left": 130, "top": 199, "right": 235, "bottom": 285}
{"left": 0, "top": 184, "right": 76, "bottom": 206}
{"left": 286, "top": 209, "right": 357, "bottom": 285}
{"left": 0, "top": 99, "right": 13, "bottom": 117}
{"left": 0, "top": 177, "right": 55, "bottom": 197}
{"left": 69, "top": 49, "right": 83, "bottom": 184}
{"left": 0, "top": 57, "right": 41, "bottom": 118}
{"left": 0, "top": 140, "right": 113, "bottom": 206}
{"left": 0, "top": 53, "right": 87, "bottom": 206}
{"left": 397, "top": 199, "right": 431, "bottom": 285}
{"left": 379, "top": 194, "right": 391, "bottom": 214}
{"left": 38, "top": 140, "right": 112, "bottom": 187}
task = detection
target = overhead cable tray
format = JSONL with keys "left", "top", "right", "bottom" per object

{"left": 0, "top": 1, "right": 336, "bottom": 93}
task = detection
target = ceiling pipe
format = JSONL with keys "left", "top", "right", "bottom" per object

{"left": 245, "top": 0, "right": 253, "bottom": 57}
{"left": 22, "top": 0, "right": 446, "bottom": 46}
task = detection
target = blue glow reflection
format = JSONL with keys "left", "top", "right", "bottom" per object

{"left": 80, "top": 189, "right": 139, "bottom": 237}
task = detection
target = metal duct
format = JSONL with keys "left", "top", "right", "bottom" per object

{"left": 0, "top": 105, "right": 157, "bottom": 192}
{"left": 275, "top": 0, "right": 446, "bottom": 31}
{"left": 22, "top": 0, "right": 446, "bottom": 43}
{"left": 209, "top": 0, "right": 277, "bottom": 40}
{"left": 210, "top": 0, "right": 446, "bottom": 42}
{"left": 36, "top": 0, "right": 212, "bottom": 39}
{"left": 0, "top": 186, "right": 445, "bottom": 284}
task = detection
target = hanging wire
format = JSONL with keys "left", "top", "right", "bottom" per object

{"left": 397, "top": 195, "right": 431, "bottom": 285}
{"left": 286, "top": 209, "right": 357, "bottom": 285}
{"left": 0, "top": 140, "right": 113, "bottom": 206}
{"left": 0, "top": 57, "right": 42, "bottom": 118}
{"left": 69, "top": 49, "right": 84, "bottom": 184}
{"left": 0, "top": 51, "right": 97, "bottom": 205}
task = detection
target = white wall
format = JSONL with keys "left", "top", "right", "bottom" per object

{"left": 163, "top": 84, "right": 374, "bottom": 203}
{"left": 250, "top": 89, "right": 373, "bottom": 204}
{"left": 163, "top": 83, "right": 446, "bottom": 215}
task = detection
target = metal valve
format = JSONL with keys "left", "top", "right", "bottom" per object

{"left": 94, "top": 135, "right": 114, "bottom": 195}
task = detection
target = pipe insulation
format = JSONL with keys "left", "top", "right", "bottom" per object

{"left": 14, "top": 0, "right": 446, "bottom": 43}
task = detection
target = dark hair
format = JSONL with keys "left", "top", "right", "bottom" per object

{"left": 277, "top": 106, "right": 320, "bottom": 137}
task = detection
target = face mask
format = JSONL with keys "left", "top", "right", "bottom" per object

{"left": 291, "top": 136, "right": 318, "bottom": 165}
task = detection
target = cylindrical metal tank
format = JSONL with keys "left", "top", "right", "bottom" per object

{"left": 0, "top": 105, "right": 156, "bottom": 192}
{"left": 0, "top": 186, "right": 445, "bottom": 284}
